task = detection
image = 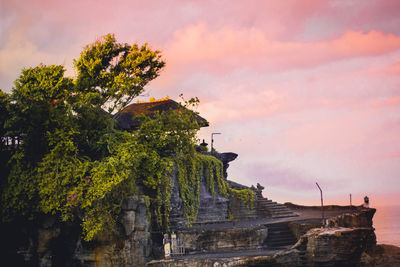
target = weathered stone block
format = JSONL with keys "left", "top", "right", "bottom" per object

{"left": 295, "top": 227, "right": 377, "bottom": 266}
{"left": 135, "top": 203, "right": 149, "bottom": 232}
{"left": 327, "top": 208, "right": 376, "bottom": 228}
{"left": 177, "top": 226, "right": 268, "bottom": 253}
{"left": 121, "top": 210, "right": 136, "bottom": 236}
{"left": 122, "top": 196, "right": 139, "bottom": 211}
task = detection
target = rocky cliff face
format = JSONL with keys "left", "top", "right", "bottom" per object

{"left": 148, "top": 208, "right": 379, "bottom": 267}
{"left": 149, "top": 226, "right": 376, "bottom": 267}
{"left": 326, "top": 207, "right": 375, "bottom": 228}
{"left": 76, "top": 196, "right": 152, "bottom": 267}
{"left": 293, "top": 226, "right": 376, "bottom": 266}
{"left": 169, "top": 175, "right": 229, "bottom": 228}
{"left": 360, "top": 244, "right": 400, "bottom": 266}
{"left": 288, "top": 219, "right": 323, "bottom": 239}
{"left": 2, "top": 199, "right": 381, "bottom": 267}
{"left": 2, "top": 196, "right": 151, "bottom": 267}
{"left": 176, "top": 226, "right": 268, "bottom": 253}
{"left": 283, "top": 209, "right": 377, "bottom": 266}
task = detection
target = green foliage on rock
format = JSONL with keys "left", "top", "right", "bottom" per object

{"left": 175, "top": 153, "right": 230, "bottom": 226}
{"left": 230, "top": 188, "right": 255, "bottom": 209}
{"left": 1, "top": 65, "right": 74, "bottom": 221}
{"left": 0, "top": 34, "right": 250, "bottom": 241}
{"left": 2, "top": 152, "right": 39, "bottom": 220}
{"left": 0, "top": 35, "right": 166, "bottom": 240}
{"left": 0, "top": 90, "right": 9, "bottom": 138}
{"left": 175, "top": 154, "right": 201, "bottom": 225}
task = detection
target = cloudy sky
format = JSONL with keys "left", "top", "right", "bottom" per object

{"left": 1, "top": 0, "right": 400, "bottom": 206}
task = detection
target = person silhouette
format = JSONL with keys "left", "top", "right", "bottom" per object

{"left": 363, "top": 196, "right": 369, "bottom": 208}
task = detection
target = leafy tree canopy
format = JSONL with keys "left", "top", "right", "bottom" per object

{"left": 1, "top": 34, "right": 167, "bottom": 237}
{"left": 0, "top": 34, "right": 253, "bottom": 241}
{"left": 74, "top": 34, "right": 165, "bottom": 115}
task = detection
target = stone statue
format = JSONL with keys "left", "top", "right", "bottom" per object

{"left": 163, "top": 233, "right": 171, "bottom": 259}
{"left": 255, "top": 183, "right": 264, "bottom": 198}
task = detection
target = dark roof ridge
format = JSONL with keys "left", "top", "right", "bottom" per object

{"left": 116, "top": 98, "right": 209, "bottom": 131}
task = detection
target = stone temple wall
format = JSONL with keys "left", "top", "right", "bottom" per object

{"left": 1, "top": 196, "right": 151, "bottom": 267}
{"left": 2, "top": 200, "right": 379, "bottom": 267}
{"left": 169, "top": 170, "right": 230, "bottom": 229}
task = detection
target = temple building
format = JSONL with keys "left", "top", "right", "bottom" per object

{"left": 116, "top": 97, "right": 208, "bottom": 131}
{"left": 115, "top": 97, "right": 296, "bottom": 227}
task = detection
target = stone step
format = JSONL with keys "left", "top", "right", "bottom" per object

{"left": 258, "top": 202, "right": 278, "bottom": 206}
{"left": 192, "top": 220, "right": 232, "bottom": 226}
{"left": 267, "top": 223, "right": 289, "bottom": 233}
{"left": 268, "top": 232, "right": 295, "bottom": 238}
{"left": 268, "top": 210, "right": 294, "bottom": 214}
{"left": 268, "top": 235, "right": 296, "bottom": 241}
{"left": 266, "top": 222, "right": 298, "bottom": 248}
{"left": 259, "top": 210, "right": 296, "bottom": 217}
{"left": 267, "top": 211, "right": 294, "bottom": 216}
{"left": 258, "top": 204, "right": 279, "bottom": 208}
{"left": 257, "top": 206, "right": 290, "bottom": 211}
{"left": 271, "top": 213, "right": 294, "bottom": 217}
{"left": 258, "top": 204, "right": 286, "bottom": 207}
{"left": 271, "top": 214, "right": 296, "bottom": 219}
{"left": 267, "top": 239, "right": 297, "bottom": 246}
{"left": 255, "top": 197, "right": 298, "bottom": 219}
{"left": 257, "top": 199, "right": 273, "bottom": 203}
{"left": 258, "top": 208, "right": 285, "bottom": 212}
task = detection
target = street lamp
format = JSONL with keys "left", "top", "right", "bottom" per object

{"left": 316, "top": 182, "right": 325, "bottom": 226}
{"left": 211, "top": 133, "right": 221, "bottom": 153}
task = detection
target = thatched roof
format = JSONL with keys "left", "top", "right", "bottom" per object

{"left": 116, "top": 99, "right": 209, "bottom": 131}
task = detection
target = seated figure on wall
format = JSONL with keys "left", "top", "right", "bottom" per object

{"left": 363, "top": 196, "right": 370, "bottom": 208}
{"left": 251, "top": 183, "right": 265, "bottom": 199}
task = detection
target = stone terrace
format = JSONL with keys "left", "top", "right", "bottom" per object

{"left": 148, "top": 204, "right": 362, "bottom": 266}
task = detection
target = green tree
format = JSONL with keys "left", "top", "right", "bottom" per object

{"left": 0, "top": 90, "right": 9, "bottom": 140}
{"left": 1, "top": 35, "right": 166, "bottom": 229}
{"left": 74, "top": 34, "right": 165, "bottom": 115}
{"left": 0, "top": 34, "right": 253, "bottom": 241}
{"left": 0, "top": 90, "right": 10, "bottom": 180}
{"left": 6, "top": 65, "right": 73, "bottom": 162}
{"left": 1, "top": 65, "right": 74, "bottom": 220}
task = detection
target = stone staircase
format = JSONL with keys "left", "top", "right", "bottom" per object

{"left": 265, "top": 222, "right": 298, "bottom": 248}
{"left": 256, "top": 198, "right": 297, "bottom": 218}
{"left": 230, "top": 197, "right": 297, "bottom": 221}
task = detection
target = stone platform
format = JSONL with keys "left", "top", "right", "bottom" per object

{"left": 148, "top": 206, "right": 374, "bottom": 267}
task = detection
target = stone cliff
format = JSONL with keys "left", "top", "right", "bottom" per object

{"left": 3, "top": 200, "right": 393, "bottom": 267}
{"left": 1, "top": 196, "right": 151, "bottom": 266}
{"left": 1, "top": 149, "right": 393, "bottom": 267}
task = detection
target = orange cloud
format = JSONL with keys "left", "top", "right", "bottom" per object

{"left": 385, "top": 152, "right": 400, "bottom": 158}
{"left": 198, "top": 88, "right": 287, "bottom": 124}
{"left": 371, "top": 96, "right": 400, "bottom": 108}
{"left": 381, "top": 58, "right": 400, "bottom": 74}
{"left": 160, "top": 24, "right": 400, "bottom": 81}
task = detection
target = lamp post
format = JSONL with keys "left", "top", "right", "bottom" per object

{"left": 211, "top": 133, "right": 221, "bottom": 154}
{"left": 316, "top": 182, "right": 325, "bottom": 226}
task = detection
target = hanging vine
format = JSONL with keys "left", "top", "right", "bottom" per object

{"left": 197, "top": 154, "right": 229, "bottom": 197}
{"left": 172, "top": 153, "right": 232, "bottom": 226}
{"left": 175, "top": 154, "right": 201, "bottom": 225}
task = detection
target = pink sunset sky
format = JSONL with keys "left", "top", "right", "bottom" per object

{"left": 1, "top": 0, "right": 400, "bottom": 206}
